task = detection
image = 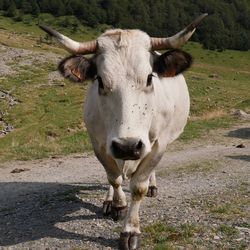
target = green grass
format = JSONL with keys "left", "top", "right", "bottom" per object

{"left": 0, "top": 15, "right": 104, "bottom": 53}
{"left": 159, "top": 159, "right": 220, "bottom": 177}
{"left": 218, "top": 224, "right": 239, "bottom": 236}
{"left": 180, "top": 116, "right": 235, "bottom": 140}
{"left": 180, "top": 42, "right": 250, "bottom": 140}
{"left": 0, "top": 15, "right": 249, "bottom": 162}
{"left": 0, "top": 60, "right": 92, "bottom": 162}
{"left": 143, "top": 222, "right": 201, "bottom": 249}
{"left": 143, "top": 182, "right": 249, "bottom": 249}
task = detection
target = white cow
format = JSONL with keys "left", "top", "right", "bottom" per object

{"left": 40, "top": 14, "right": 207, "bottom": 250}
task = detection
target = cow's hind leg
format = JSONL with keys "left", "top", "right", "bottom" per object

{"left": 103, "top": 175, "right": 127, "bottom": 221}
{"left": 146, "top": 171, "right": 158, "bottom": 197}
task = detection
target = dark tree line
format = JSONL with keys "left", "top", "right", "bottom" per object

{"left": 1, "top": 0, "right": 250, "bottom": 51}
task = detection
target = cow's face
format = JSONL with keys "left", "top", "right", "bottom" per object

{"left": 59, "top": 30, "right": 192, "bottom": 161}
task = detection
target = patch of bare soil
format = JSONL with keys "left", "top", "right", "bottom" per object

{"left": 0, "top": 123, "right": 249, "bottom": 249}
{"left": 0, "top": 44, "right": 60, "bottom": 76}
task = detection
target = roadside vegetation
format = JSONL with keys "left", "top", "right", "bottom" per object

{"left": 0, "top": 16, "right": 249, "bottom": 162}
{"left": 142, "top": 182, "right": 249, "bottom": 249}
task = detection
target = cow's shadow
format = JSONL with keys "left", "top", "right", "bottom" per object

{"left": 0, "top": 182, "right": 118, "bottom": 248}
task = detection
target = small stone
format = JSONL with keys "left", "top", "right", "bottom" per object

{"left": 11, "top": 168, "right": 30, "bottom": 173}
{"left": 235, "top": 238, "right": 243, "bottom": 242}
{"left": 214, "top": 235, "right": 220, "bottom": 240}
{"left": 232, "top": 109, "right": 250, "bottom": 120}
{"left": 236, "top": 143, "right": 245, "bottom": 148}
{"left": 235, "top": 226, "right": 250, "bottom": 234}
{"left": 209, "top": 74, "right": 219, "bottom": 79}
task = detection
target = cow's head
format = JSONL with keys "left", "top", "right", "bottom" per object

{"left": 40, "top": 14, "right": 207, "bottom": 162}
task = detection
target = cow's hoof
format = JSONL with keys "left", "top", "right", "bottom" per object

{"left": 103, "top": 200, "right": 112, "bottom": 216}
{"left": 146, "top": 186, "right": 158, "bottom": 197}
{"left": 119, "top": 232, "right": 141, "bottom": 250}
{"left": 111, "top": 205, "right": 128, "bottom": 221}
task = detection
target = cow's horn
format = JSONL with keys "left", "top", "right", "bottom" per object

{"left": 39, "top": 24, "right": 97, "bottom": 54}
{"left": 151, "top": 13, "right": 208, "bottom": 50}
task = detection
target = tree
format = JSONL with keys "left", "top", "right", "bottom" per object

{"left": 101, "top": 0, "right": 119, "bottom": 22}
{"left": 6, "top": 0, "right": 17, "bottom": 17}
{"left": 1, "top": 0, "right": 9, "bottom": 10}
{"left": 199, "top": 15, "right": 227, "bottom": 50}
{"left": 30, "top": 0, "right": 40, "bottom": 16}
{"left": 22, "top": 0, "right": 32, "bottom": 14}
{"left": 0, "top": 0, "right": 3, "bottom": 10}
{"left": 38, "top": 0, "right": 50, "bottom": 13}
{"left": 54, "top": 0, "right": 65, "bottom": 16}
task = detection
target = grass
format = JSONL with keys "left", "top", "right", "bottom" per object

{"left": 0, "top": 15, "right": 103, "bottom": 53}
{"left": 0, "top": 59, "right": 92, "bottom": 162}
{"left": 159, "top": 159, "right": 220, "bottom": 177}
{"left": 180, "top": 116, "right": 235, "bottom": 140}
{"left": 180, "top": 41, "right": 250, "bottom": 140}
{"left": 143, "top": 222, "right": 201, "bottom": 249}
{"left": 218, "top": 224, "right": 239, "bottom": 237}
{"left": 143, "top": 182, "right": 249, "bottom": 249}
{"left": 0, "top": 15, "right": 249, "bottom": 162}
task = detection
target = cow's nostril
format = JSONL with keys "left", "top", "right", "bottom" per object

{"left": 112, "top": 140, "right": 120, "bottom": 151}
{"left": 135, "top": 140, "right": 143, "bottom": 150}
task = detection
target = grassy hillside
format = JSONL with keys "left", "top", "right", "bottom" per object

{"left": 0, "top": 16, "right": 249, "bottom": 162}
{"left": 182, "top": 42, "right": 250, "bottom": 140}
{"left": 0, "top": 15, "right": 106, "bottom": 51}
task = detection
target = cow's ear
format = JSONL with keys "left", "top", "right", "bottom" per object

{"left": 153, "top": 49, "right": 193, "bottom": 77}
{"left": 58, "top": 55, "right": 96, "bottom": 82}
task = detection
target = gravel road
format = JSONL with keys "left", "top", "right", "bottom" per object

{"left": 0, "top": 124, "right": 249, "bottom": 249}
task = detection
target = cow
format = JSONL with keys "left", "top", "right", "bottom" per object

{"left": 40, "top": 14, "right": 207, "bottom": 250}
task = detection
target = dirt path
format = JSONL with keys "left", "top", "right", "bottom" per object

{"left": 0, "top": 124, "right": 249, "bottom": 249}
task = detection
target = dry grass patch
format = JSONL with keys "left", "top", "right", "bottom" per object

{"left": 191, "top": 110, "right": 227, "bottom": 121}
{"left": 159, "top": 159, "right": 221, "bottom": 177}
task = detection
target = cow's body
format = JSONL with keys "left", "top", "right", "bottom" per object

{"left": 82, "top": 30, "right": 190, "bottom": 245}
{"left": 40, "top": 14, "right": 207, "bottom": 249}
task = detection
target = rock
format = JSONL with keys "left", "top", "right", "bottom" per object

{"left": 236, "top": 143, "right": 246, "bottom": 148}
{"left": 11, "top": 168, "right": 30, "bottom": 174}
{"left": 235, "top": 238, "right": 243, "bottom": 242}
{"left": 232, "top": 109, "right": 250, "bottom": 120}
{"left": 213, "top": 235, "right": 220, "bottom": 240}
{"left": 209, "top": 74, "right": 219, "bottom": 79}
{"left": 235, "top": 226, "right": 250, "bottom": 234}
{"left": 4, "top": 125, "right": 13, "bottom": 132}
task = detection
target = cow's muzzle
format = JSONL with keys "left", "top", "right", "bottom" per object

{"left": 111, "top": 137, "right": 144, "bottom": 160}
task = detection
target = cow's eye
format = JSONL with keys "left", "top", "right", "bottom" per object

{"left": 96, "top": 76, "right": 105, "bottom": 95}
{"left": 147, "top": 74, "right": 153, "bottom": 87}
{"left": 97, "top": 76, "right": 104, "bottom": 89}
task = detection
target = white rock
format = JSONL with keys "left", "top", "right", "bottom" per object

{"left": 214, "top": 235, "right": 220, "bottom": 240}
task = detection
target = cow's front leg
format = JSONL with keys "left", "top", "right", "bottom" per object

{"left": 103, "top": 185, "right": 114, "bottom": 216}
{"left": 119, "top": 179, "right": 149, "bottom": 250}
{"left": 103, "top": 175, "right": 127, "bottom": 221}
{"left": 146, "top": 171, "right": 158, "bottom": 197}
